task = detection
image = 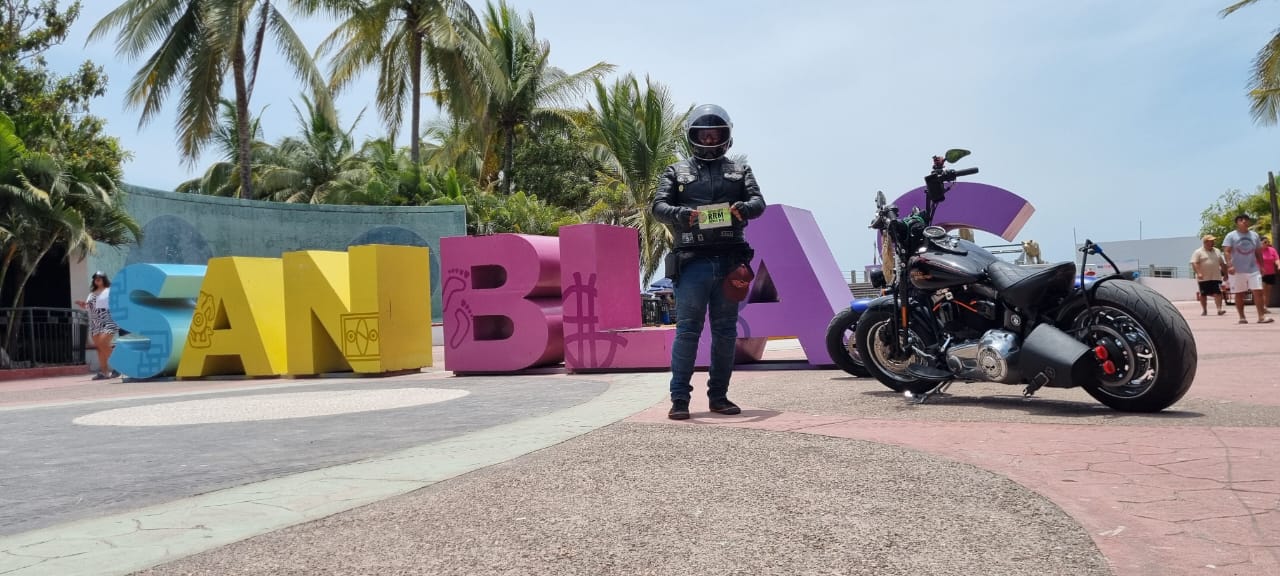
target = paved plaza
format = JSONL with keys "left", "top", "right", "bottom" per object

{"left": 0, "top": 301, "right": 1277, "bottom": 575}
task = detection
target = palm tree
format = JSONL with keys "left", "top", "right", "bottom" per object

{"left": 4, "top": 153, "right": 140, "bottom": 306}
{"left": 176, "top": 99, "right": 270, "bottom": 197}
{"left": 581, "top": 74, "right": 689, "bottom": 285}
{"left": 460, "top": 0, "right": 614, "bottom": 193}
{"left": 1222, "top": 0, "right": 1280, "bottom": 304}
{"left": 1222, "top": 1, "right": 1280, "bottom": 123}
{"left": 257, "top": 94, "right": 366, "bottom": 203}
{"left": 298, "top": 0, "right": 479, "bottom": 164}
{"left": 89, "top": 0, "right": 329, "bottom": 200}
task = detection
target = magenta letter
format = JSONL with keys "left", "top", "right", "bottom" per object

{"left": 440, "top": 234, "right": 563, "bottom": 373}
{"left": 559, "top": 224, "right": 674, "bottom": 371}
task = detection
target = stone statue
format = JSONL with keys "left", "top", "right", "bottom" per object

{"left": 1021, "top": 239, "right": 1043, "bottom": 265}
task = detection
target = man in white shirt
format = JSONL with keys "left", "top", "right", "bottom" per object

{"left": 1223, "top": 214, "right": 1272, "bottom": 324}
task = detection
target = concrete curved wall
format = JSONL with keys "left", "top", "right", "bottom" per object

{"left": 81, "top": 186, "right": 465, "bottom": 322}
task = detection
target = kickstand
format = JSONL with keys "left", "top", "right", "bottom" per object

{"left": 905, "top": 380, "right": 953, "bottom": 404}
{"left": 1023, "top": 373, "right": 1050, "bottom": 399}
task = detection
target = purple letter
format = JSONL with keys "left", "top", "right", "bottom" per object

{"left": 728, "top": 205, "right": 852, "bottom": 366}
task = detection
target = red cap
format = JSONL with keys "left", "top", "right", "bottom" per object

{"left": 723, "top": 264, "right": 755, "bottom": 302}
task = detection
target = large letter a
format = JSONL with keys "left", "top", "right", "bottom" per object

{"left": 737, "top": 205, "right": 851, "bottom": 366}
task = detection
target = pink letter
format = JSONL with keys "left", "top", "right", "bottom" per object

{"left": 440, "top": 234, "right": 563, "bottom": 373}
{"left": 559, "top": 224, "right": 674, "bottom": 371}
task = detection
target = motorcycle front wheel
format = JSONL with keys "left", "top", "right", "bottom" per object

{"left": 825, "top": 308, "right": 870, "bottom": 377}
{"left": 1067, "top": 280, "right": 1197, "bottom": 412}
{"left": 853, "top": 307, "right": 944, "bottom": 394}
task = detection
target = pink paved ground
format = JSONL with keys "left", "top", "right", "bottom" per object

{"left": 631, "top": 301, "right": 1280, "bottom": 576}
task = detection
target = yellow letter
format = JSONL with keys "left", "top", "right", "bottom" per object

{"left": 178, "top": 257, "right": 286, "bottom": 377}
{"left": 283, "top": 245, "right": 432, "bottom": 375}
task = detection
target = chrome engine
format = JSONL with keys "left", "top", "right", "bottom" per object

{"left": 945, "top": 329, "right": 1022, "bottom": 383}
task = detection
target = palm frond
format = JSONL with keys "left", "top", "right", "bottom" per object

{"left": 1247, "top": 29, "right": 1280, "bottom": 125}
{"left": 1220, "top": 0, "right": 1264, "bottom": 18}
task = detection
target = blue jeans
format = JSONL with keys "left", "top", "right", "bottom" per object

{"left": 670, "top": 255, "right": 740, "bottom": 401}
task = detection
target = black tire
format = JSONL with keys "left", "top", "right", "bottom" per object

{"left": 825, "top": 308, "right": 870, "bottom": 377}
{"left": 853, "top": 307, "right": 944, "bottom": 394}
{"left": 1067, "top": 280, "right": 1197, "bottom": 412}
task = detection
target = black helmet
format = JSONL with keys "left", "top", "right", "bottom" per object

{"left": 686, "top": 104, "right": 732, "bottom": 161}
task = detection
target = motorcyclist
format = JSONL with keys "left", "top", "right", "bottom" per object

{"left": 651, "top": 104, "right": 766, "bottom": 420}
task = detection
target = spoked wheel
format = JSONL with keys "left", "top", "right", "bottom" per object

{"left": 1070, "top": 281, "right": 1196, "bottom": 412}
{"left": 853, "top": 307, "right": 944, "bottom": 394}
{"left": 825, "top": 308, "right": 870, "bottom": 377}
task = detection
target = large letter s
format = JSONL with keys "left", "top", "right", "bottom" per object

{"left": 108, "top": 264, "right": 207, "bottom": 379}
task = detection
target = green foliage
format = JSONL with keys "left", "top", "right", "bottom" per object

{"left": 1199, "top": 185, "right": 1274, "bottom": 240}
{"left": 512, "top": 122, "right": 602, "bottom": 210}
{"left": 430, "top": 186, "right": 578, "bottom": 236}
{"left": 0, "top": 0, "right": 139, "bottom": 311}
{"left": 90, "top": 0, "right": 330, "bottom": 199}
{"left": 581, "top": 73, "right": 688, "bottom": 285}
{"left": 1219, "top": 1, "right": 1280, "bottom": 126}
{"left": 458, "top": 0, "right": 614, "bottom": 192}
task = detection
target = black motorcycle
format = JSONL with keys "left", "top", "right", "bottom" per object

{"left": 853, "top": 150, "right": 1197, "bottom": 412}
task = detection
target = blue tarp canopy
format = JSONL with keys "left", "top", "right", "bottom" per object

{"left": 648, "top": 277, "right": 673, "bottom": 291}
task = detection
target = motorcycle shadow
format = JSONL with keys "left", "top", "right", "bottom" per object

{"left": 857, "top": 389, "right": 1205, "bottom": 420}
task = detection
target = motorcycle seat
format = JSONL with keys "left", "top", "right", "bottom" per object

{"left": 986, "top": 260, "right": 1077, "bottom": 310}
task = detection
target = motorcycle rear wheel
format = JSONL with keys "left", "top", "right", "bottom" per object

{"left": 825, "top": 308, "right": 871, "bottom": 377}
{"left": 854, "top": 307, "right": 944, "bottom": 394}
{"left": 1068, "top": 280, "right": 1197, "bottom": 412}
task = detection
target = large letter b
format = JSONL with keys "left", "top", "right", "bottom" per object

{"left": 440, "top": 234, "right": 562, "bottom": 373}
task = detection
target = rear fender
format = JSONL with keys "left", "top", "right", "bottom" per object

{"left": 863, "top": 295, "right": 896, "bottom": 314}
{"left": 1054, "top": 274, "right": 1138, "bottom": 325}
{"left": 850, "top": 297, "right": 876, "bottom": 313}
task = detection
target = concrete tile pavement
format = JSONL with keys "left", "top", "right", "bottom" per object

{"left": 0, "top": 374, "right": 667, "bottom": 576}
{"left": 0, "top": 300, "right": 1276, "bottom": 575}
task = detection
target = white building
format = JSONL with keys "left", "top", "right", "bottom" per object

{"left": 1075, "top": 235, "right": 1201, "bottom": 302}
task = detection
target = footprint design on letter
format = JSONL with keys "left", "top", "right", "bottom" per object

{"left": 450, "top": 300, "right": 473, "bottom": 349}
{"left": 442, "top": 268, "right": 470, "bottom": 313}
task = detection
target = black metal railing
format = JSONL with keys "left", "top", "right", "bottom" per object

{"left": 0, "top": 307, "right": 89, "bottom": 369}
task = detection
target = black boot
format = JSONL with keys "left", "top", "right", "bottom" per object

{"left": 708, "top": 396, "right": 741, "bottom": 415}
{"left": 668, "top": 399, "right": 690, "bottom": 420}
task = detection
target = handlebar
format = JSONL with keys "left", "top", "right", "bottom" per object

{"left": 869, "top": 162, "right": 980, "bottom": 231}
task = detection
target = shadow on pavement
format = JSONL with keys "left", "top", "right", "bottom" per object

{"left": 857, "top": 389, "right": 1206, "bottom": 420}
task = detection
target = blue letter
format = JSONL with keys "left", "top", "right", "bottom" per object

{"left": 108, "top": 264, "right": 207, "bottom": 379}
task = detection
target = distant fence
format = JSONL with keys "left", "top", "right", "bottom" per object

{"left": 0, "top": 308, "right": 89, "bottom": 369}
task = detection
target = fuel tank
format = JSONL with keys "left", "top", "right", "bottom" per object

{"left": 908, "top": 238, "right": 1000, "bottom": 291}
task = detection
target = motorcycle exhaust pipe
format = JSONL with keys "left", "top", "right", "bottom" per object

{"left": 1019, "top": 324, "right": 1092, "bottom": 389}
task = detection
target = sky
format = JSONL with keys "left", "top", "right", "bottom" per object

{"left": 42, "top": 0, "right": 1280, "bottom": 272}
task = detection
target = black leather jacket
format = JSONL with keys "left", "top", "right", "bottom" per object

{"left": 651, "top": 157, "right": 766, "bottom": 253}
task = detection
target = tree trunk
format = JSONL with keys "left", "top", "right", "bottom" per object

{"left": 0, "top": 242, "right": 17, "bottom": 305}
{"left": 1269, "top": 171, "right": 1279, "bottom": 308}
{"left": 409, "top": 9, "right": 422, "bottom": 165}
{"left": 503, "top": 124, "right": 515, "bottom": 194}
{"left": 232, "top": 26, "right": 254, "bottom": 200}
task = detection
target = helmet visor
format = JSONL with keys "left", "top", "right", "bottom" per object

{"left": 689, "top": 126, "right": 730, "bottom": 148}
